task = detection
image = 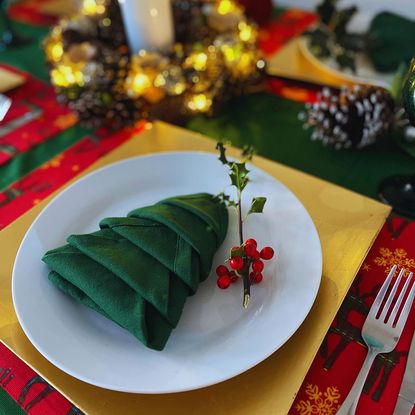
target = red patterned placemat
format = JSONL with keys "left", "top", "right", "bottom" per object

{"left": 9, "top": 0, "right": 59, "bottom": 26}
{"left": 290, "top": 216, "right": 415, "bottom": 415}
{"left": 0, "top": 122, "right": 145, "bottom": 230}
{"left": 0, "top": 65, "right": 77, "bottom": 167}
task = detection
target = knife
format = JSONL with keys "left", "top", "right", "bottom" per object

{"left": 0, "top": 103, "right": 43, "bottom": 138}
{"left": 393, "top": 330, "right": 415, "bottom": 415}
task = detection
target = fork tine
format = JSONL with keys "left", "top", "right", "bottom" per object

{"left": 394, "top": 272, "right": 415, "bottom": 333}
{"left": 368, "top": 265, "right": 397, "bottom": 318}
{"left": 389, "top": 271, "right": 412, "bottom": 324}
{"left": 380, "top": 267, "right": 405, "bottom": 322}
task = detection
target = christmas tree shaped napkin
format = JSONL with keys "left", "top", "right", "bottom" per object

{"left": 42, "top": 193, "right": 228, "bottom": 351}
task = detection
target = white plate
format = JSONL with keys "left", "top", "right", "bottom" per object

{"left": 299, "top": 37, "right": 395, "bottom": 89}
{"left": 12, "top": 152, "right": 322, "bottom": 393}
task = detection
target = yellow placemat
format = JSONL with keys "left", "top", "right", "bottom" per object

{"left": 0, "top": 68, "right": 25, "bottom": 93}
{"left": 0, "top": 121, "right": 390, "bottom": 415}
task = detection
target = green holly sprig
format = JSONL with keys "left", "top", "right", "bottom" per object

{"left": 215, "top": 142, "right": 273, "bottom": 308}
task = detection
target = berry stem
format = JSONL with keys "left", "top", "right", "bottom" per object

{"left": 237, "top": 190, "right": 250, "bottom": 308}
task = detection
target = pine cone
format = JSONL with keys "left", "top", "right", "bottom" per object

{"left": 299, "top": 85, "right": 397, "bottom": 149}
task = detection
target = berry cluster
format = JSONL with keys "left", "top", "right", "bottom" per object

{"left": 216, "top": 238, "right": 274, "bottom": 289}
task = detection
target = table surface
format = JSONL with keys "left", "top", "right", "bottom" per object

{"left": 0, "top": 7, "right": 413, "bottom": 415}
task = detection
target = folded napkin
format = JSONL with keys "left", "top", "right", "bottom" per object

{"left": 42, "top": 193, "right": 228, "bottom": 350}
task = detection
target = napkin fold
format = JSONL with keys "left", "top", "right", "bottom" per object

{"left": 42, "top": 193, "right": 228, "bottom": 350}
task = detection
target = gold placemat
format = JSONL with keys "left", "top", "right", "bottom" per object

{"left": 0, "top": 68, "right": 25, "bottom": 93}
{"left": 0, "top": 121, "right": 390, "bottom": 415}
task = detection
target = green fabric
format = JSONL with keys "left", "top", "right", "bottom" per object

{"left": 0, "top": 21, "right": 49, "bottom": 81}
{"left": 186, "top": 93, "right": 415, "bottom": 200}
{"left": 368, "top": 12, "right": 415, "bottom": 73}
{"left": 0, "top": 125, "right": 90, "bottom": 190}
{"left": 42, "top": 193, "right": 228, "bottom": 351}
{"left": 0, "top": 387, "right": 25, "bottom": 415}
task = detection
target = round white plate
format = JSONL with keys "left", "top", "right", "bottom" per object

{"left": 12, "top": 152, "right": 322, "bottom": 393}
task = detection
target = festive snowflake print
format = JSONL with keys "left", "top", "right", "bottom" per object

{"left": 374, "top": 248, "right": 415, "bottom": 277}
{"left": 295, "top": 384, "right": 341, "bottom": 415}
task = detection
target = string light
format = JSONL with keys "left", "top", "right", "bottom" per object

{"left": 51, "top": 64, "right": 84, "bottom": 87}
{"left": 184, "top": 52, "right": 208, "bottom": 71}
{"left": 186, "top": 93, "right": 212, "bottom": 112}
{"left": 217, "top": 0, "right": 238, "bottom": 15}
{"left": 82, "top": 0, "right": 106, "bottom": 16}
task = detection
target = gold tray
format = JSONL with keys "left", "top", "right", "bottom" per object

{"left": 0, "top": 121, "right": 390, "bottom": 415}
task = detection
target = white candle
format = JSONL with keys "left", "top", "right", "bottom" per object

{"left": 118, "top": 0, "right": 174, "bottom": 54}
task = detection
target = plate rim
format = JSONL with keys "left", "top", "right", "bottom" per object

{"left": 12, "top": 150, "right": 323, "bottom": 393}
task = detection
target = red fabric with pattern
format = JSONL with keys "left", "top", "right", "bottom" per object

{"left": 9, "top": 0, "right": 58, "bottom": 26}
{"left": 0, "top": 344, "right": 75, "bottom": 414}
{"left": 290, "top": 217, "right": 415, "bottom": 415}
{"left": 0, "top": 122, "right": 145, "bottom": 230}
{"left": 0, "top": 65, "right": 77, "bottom": 166}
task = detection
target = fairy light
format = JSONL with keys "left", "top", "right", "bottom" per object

{"left": 82, "top": 0, "right": 106, "bottom": 16}
{"left": 217, "top": 0, "right": 237, "bottom": 15}
{"left": 186, "top": 93, "right": 212, "bottom": 112}
{"left": 51, "top": 64, "right": 84, "bottom": 87}
{"left": 130, "top": 73, "right": 151, "bottom": 95}
{"left": 185, "top": 52, "right": 208, "bottom": 71}
{"left": 238, "top": 21, "right": 254, "bottom": 42}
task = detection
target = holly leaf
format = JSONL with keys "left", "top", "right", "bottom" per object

{"left": 216, "top": 141, "right": 228, "bottom": 165}
{"left": 248, "top": 197, "right": 267, "bottom": 215}
{"left": 215, "top": 192, "right": 237, "bottom": 208}
{"left": 241, "top": 144, "right": 255, "bottom": 161}
{"left": 229, "top": 162, "right": 250, "bottom": 192}
{"left": 333, "top": 6, "right": 358, "bottom": 38}
{"left": 316, "top": 0, "right": 337, "bottom": 25}
{"left": 336, "top": 50, "right": 356, "bottom": 72}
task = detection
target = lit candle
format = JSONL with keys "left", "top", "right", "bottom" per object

{"left": 118, "top": 0, "right": 174, "bottom": 54}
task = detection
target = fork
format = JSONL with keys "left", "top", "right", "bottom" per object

{"left": 337, "top": 265, "right": 415, "bottom": 415}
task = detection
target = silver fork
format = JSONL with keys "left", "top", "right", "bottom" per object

{"left": 337, "top": 265, "right": 415, "bottom": 415}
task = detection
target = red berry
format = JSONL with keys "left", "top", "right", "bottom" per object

{"left": 230, "top": 256, "right": 244, "bottom": 270}
{"left": 252, "top": 260, "right": 264, "bottom": 273}
{"left": 245, "top": 238, "right": 257, "bottom": 248}
{"left": 252, "top": 249, "right": 260, "bottom": 260}
{"left": 260, "top": 247, "right": 274, "bottom": 260}
{"left": 229, "top": 271, "right": 238, "bottom": 283}
{"left": 255, "top": 273, "right": 263, "bottom": 283}
{"left": 217, "top": 275, "right": 231, "bottom": 289}
{"left": 244, "top": 243, "right": 257, "bottom": 257}
{"left": 216, "top": 265, "right": 229, "bottom": 277}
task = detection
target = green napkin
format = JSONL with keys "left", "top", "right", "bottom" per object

{"left": 42, "top": 193, "right": 228, "bottom": 351}
{"left": 368, "top": 12, "right": 415, "bottom": 73}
